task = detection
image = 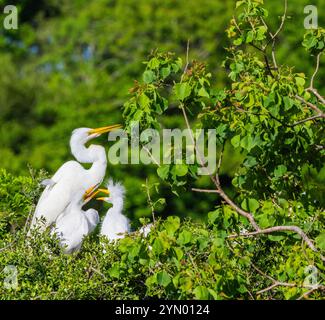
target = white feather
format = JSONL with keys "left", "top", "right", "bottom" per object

{"left": 30, "top": 128, "right": 107, "bottom": 232}
{"left": 100, "top": 180, "right": 131, "bottom": 241}
{"left": 52, "top": 192, "right": 99, "bottom": 254}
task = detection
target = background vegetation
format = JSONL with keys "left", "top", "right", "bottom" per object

{"left": 0, "top": 0, "right": 324, "bottom": 300}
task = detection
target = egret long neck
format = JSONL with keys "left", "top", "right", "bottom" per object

{"left": 110, "top": 198, "right": 124, "bottom": 214}
{"left": 71, "top": 142, "right": 107, "bottom": 185}
{"left": 87, "top": 151, "right": 107, "bottom": 185}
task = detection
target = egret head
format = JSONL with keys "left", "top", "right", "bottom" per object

{"left": 97, "top": 179, "right": 125, "bottom": 204}
{"left": 71, "top": 124, "right": 122, "bottom": 145}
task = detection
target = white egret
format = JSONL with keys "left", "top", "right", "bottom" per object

{"left": 29, "top": 124, "right": 121, "bottom": 232}
{"left": 98, "top": 180, "right": 131, "bottom": 241}
{"left": 52, "top": 188, "right": 109, "bottom": 254}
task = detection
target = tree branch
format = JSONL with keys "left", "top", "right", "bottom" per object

{"left": 228, "top": 225, "right": 325, "bottom": 261}
{"left": 308, "top": 52, "right": 321, "bottom": 90}
{"left": 294, "top": 94, "right": 324, "bottom": 115}
{"left": 290, "top": 114, "right": 325, "bottom": 126}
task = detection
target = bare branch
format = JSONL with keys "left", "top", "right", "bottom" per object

{"left": 294, "top": 94, "right": 324, "bottom": 115}
{"left": 307, "top": 88, "right": 325, "bottom": 106}
{"left": 290, "top": 114, "right": 325, "bottom": 126}
{"left": 181, "top": 39, "right": 190, "bottom": 83}
{"left": 257, "top": 282, "right": 295, "bottom": 294}
{"left": 297, "top": 286, "right": 325, "bottom": 300}
{"left": 272, "top": 0, "right": 287, "bottom": 40}
{"left": 262, "top": 0, "right": 287, "bottom": 69}
{"left": 228, "top": 225, "right": 325, "bottom": 261}
{"left": 192, "top": 188, "right": 219, "bottom": 193}
{"left": 143, "top": 146, "right": 160, "bottom": 167}
{"left": 308, "top": 52, "right": 322, "bottom": 90}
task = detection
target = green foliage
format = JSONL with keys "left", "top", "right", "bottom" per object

{"left": 303, "top": 28, "right": 325, "bottom": 55}
{"left": 1, "top": 215, "right": 323, "bottom": 300}
{"left": 0, "top": 168, "right": 47, "bottom": 234}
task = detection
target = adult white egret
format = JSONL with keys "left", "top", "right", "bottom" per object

{"left": 29, "top": 124, "right": 121, "bottom": 232}
{"left": 52, "top": 188, "right": 109, "bottom": 254}
{"left": 98, "top": 180, "right": 131, "bottom": 241}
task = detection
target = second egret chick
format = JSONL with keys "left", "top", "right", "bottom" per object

{"left": 52, "top": 188, "right": 109, "bottom": 254}
{"left": 98, "top": 180, "right": 131, "bottom": 241}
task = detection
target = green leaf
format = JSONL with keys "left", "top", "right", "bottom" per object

{"left": 193, "top": 286, "right": 210, "bottom": 299}
{"left": 208, "top": 209, "right": 220, "bottom": 224}
{"left": 157, "top": 165, "right": 170, "bottom": 180}
{"left": 174, "top": 82, "right": 192, "bottom": 101}
{"left": 157, "top": 271, "right": 171, "bottom": 287}
{"left": 283, "top": 96, "right": 293, "bottom": 111}
{"left": 148, "top": 57, "right": 160, "bottom": 69}
{"left": 231, "top": 135, "right": 241, "bottom": 148}
{"left": 257, "top": 213, "right": 276, "bottom": 228}
{"left": 138, "top": 93, "right": 151, "bottom": 110}
{"left": 143, "top": 70, "right": 155, "bottom": 83}
{"left": 240, "top": 134, "right": 255, "bottom": 152}
{"left": 268, "top": 234, "right": 285, "bottom": 242}
{"left": 235, "top": 1, "right": 245, "bottom": 8}
{"left": 152, "top": 238, "right": 164, "bottom": 255}
{"left": 161, "top": 66, "right": 171, "bottom": 79}
{"left": 173, "top": 247, "right": 184, "bottom": 261}
{"left": 241, "top": 198, "right": 259, "bottom": 213}
{"left": 108, "top": 263, "right": 120, "bottom": 278}
{"left": 177, "top": 230, "right": 192, "bottom": 245}
{"left": 164, "top": 216, "right": 181, "bottom": 236}
{"left": 173, "top": 164, "right": 188, "bottom": 177}
{"left": 316, "top": 233, "right": 325, "bottom": 250}
{"left": 233, "top": 38, "right": 243, "bottom": 46}
{"left": 295, "top": 76, "right": 305, "bottom": 87}
{"left": 274, "top": 165, "right": 287, "bottom": 178}
{"left": 246, "top": 30, "right": 254, "bottom": 43}
{"left": 198, "top": 87, "right": 210, "bottom": 98}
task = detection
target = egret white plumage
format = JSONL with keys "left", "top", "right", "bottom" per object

{"left": 98, "top": 180, "right": 131, "bottom": 241}
{"left": 52, "top": 188, "right": 109, "bottom": 254}
{"left": 29, "top": 124, "right": 121, "bottom": 232}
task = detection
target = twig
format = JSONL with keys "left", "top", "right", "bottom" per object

{"left": 145, "top": 178, "right": 156, "bottom": 223}
{"left": 191, "top": 188, "right": 219, "bottom": 193}
{"left": 143, "top": 146, "right": 160, "bottom": 167}
{"left": 228, "top": 243, "right": 325, "bottom": 298}
{"left": 228, "top": 225, "right": 323, "bottom": 259}
{"left": 290, "top": 114, "right": 325, "bottom": 126}
{"left": 181, "top": 39, "right": 190, "bottom": 82}
{"left": 90, "top": 266, "right": 108, "bottom": 281}
{"left": 23, "top": 205, "right": 35, "bottom": 233}
{"left": 297, "top": 286, "right": 325, "bottom": 300}
{"left": 267, "top": 0, "right": 287, "bottom": 69}
{"left": 308, "top": 52, "right": 321, "bottom": 90}
{"left": 272, "top": 0, "right": 287, "bottom": 40}
{"left": 294, "top": 94, "right": 324, "bottom": 115}
{"left": 307, "top": 88, "right": 325, "bottom": 106}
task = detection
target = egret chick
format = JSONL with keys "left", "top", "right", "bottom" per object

{"left": 98, "top": 180, "right": 131, "bottom": 241}
{"left": 52, "top": 188, "right": 109, "bottom": 254}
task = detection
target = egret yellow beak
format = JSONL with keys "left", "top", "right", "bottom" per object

{"left": 95, "top": 188, "right": 110, "bottom": 201}
{"left": 84, "top": 185, "right": 98, "bottom": 200}
{"left": 84, "top": 188, "right": 110, "bottom": 203}
{"left": 88, "top": 124, "right": 122, "bottom": 135}
{"left": 96, "top": 197, "right": 106, "bottom": 201}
